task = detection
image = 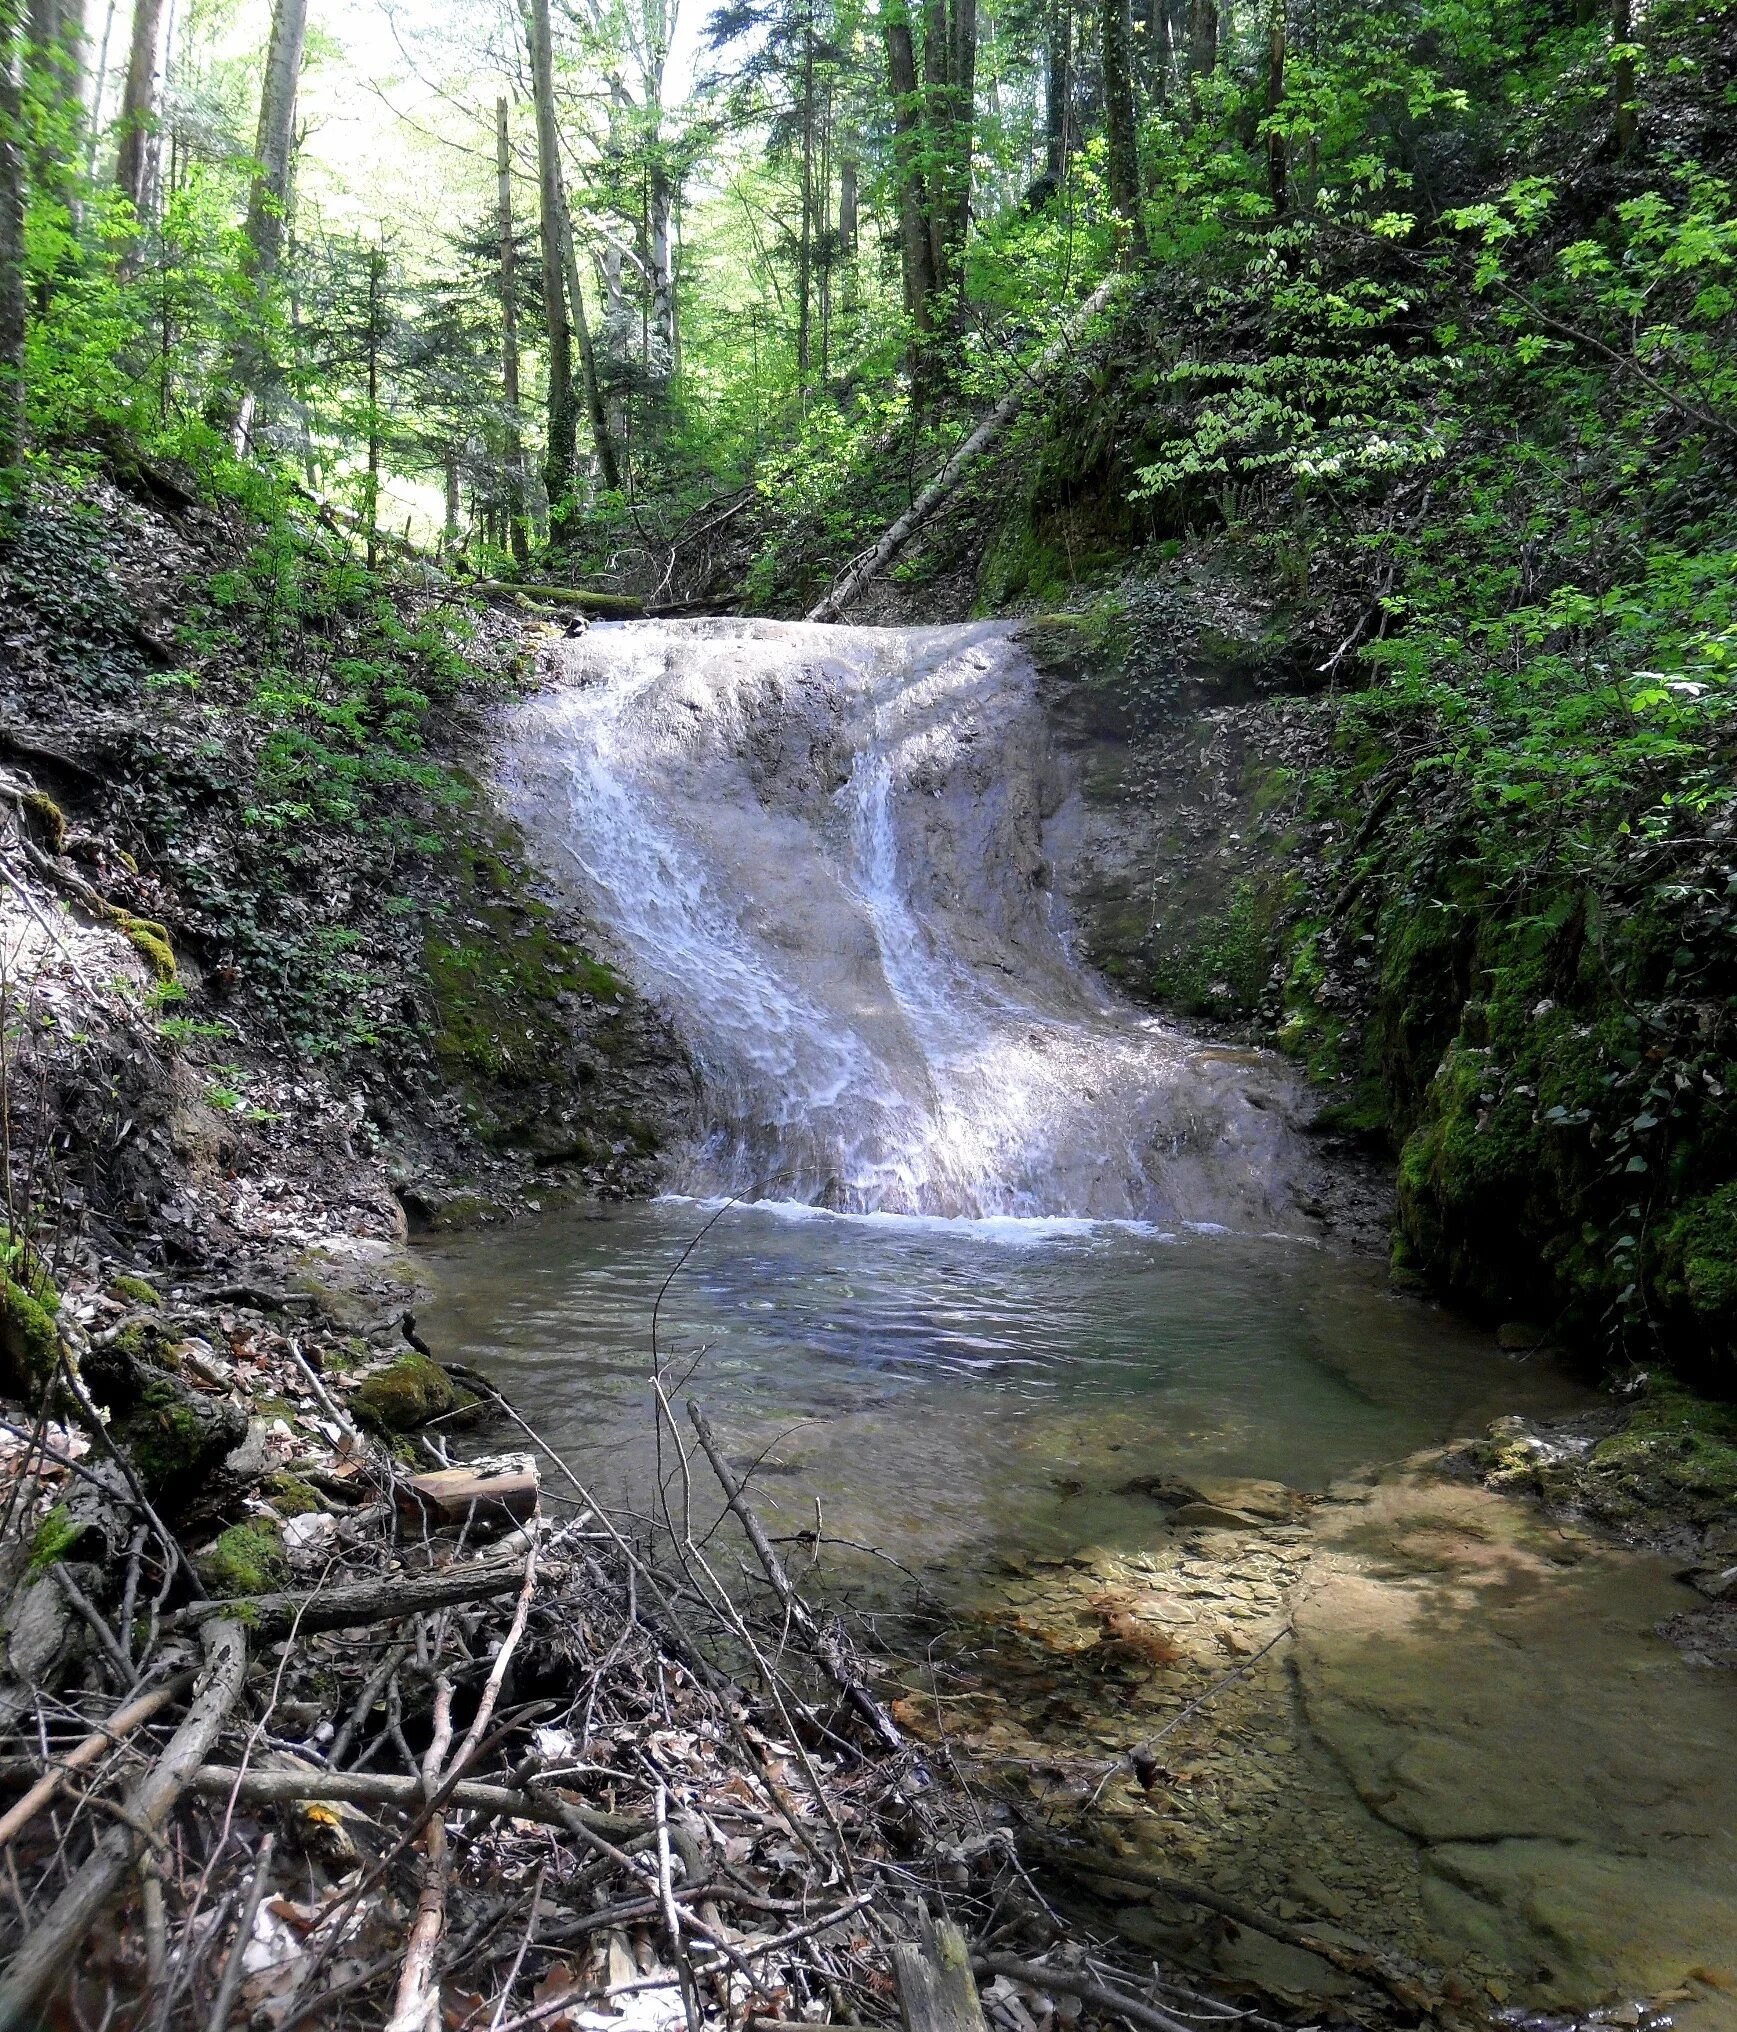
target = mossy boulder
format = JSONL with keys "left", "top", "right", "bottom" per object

{"left": 350, "top": 1351, "right": 456, "bottom": 1433}
{"left": 113, "top": 1373, "right": 247, "bottom": 1503}
{"left": 200, "top": 1521, "right": 290, "bottom": 1597}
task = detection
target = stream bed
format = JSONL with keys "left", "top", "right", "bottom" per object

{"left": 429, "top": 618, "right": 1737, "bottom": 2026}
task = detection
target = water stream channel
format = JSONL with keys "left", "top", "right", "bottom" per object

{"left": 422, "top": 621, "right": 1737, "bottom": 2027}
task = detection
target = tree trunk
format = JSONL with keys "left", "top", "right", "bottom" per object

{"left": 114, "top": 0, "right": 166, "bottom": 210}
{"left": 945, "top": 0, "right": 977, "bottom": 273}
{"left": 839, "top": 145, "right": 857, "bottom": 257}
{"left": 1611, "top": 0, "right": 1636, "bottom": 153}
{"left": 520, "top": 0, "right": 576, "bottom": 516}
{"left": 85, "top": 0, "right": 114, "bottom": 175}
{"left": 1044, "top": 0, "right": 1071, "bottom": 179}
{"left": 1188, "top": 0, "right": 1215, "bottom": 81}
{"left": 648, "top": 160, "right": 675, "bottom": 377}
{"left": 1101, "top": 0, "right": 1147, "bottom": 260}
{"left": 1265, "top": 0, "right": 1286, "bottom": 211}
{"left": 796, "top": 3, "right": 814, "bottom": 385}
{"left": 364, "top": 243, "right": 382, "bottom": 570}
{"left": 242, "top": 0, "right": 307, "bottom": 282}
{"left": 496, "top": 96, "right": 530, "bottom": 565}
{"left": 884, "top": 0, "right": 935, "bottom": 338}
{"left": 0, "top": 0, "right": 23, "bottom": 481}
{"left": 559, "top": 199, "right": 623, "bottom": 494}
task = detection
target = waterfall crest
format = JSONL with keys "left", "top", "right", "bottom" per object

{"left": 498, "top": 617, "right": 1311, "bottom": 1226}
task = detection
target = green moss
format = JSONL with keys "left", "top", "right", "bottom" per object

{"left": 350, "top": 1350, "right": 456, "bottom": 1433}
{"left": 1148, "top": 881, "right": 1276, "bottom": 1020}
{"left": 27, "top": 1502, "right": 84, "bottom": 1576}
{"left": 122, "top": 1376, "right": 216, "bottom": 1487}
{"left": 1656, "top": 1183, "right": 1737, "bottom": 1354}
{"left": 107, "top": 1275, "right": 164, "bottom": 1309}
{"left": 423, "top": 820, "right": 620, "bottom": 1092}
{"left": 262, "top": 1472, "right": 323, "bottom": 1517}
{"left": 0, "top": 1238, "right": 61, "bottom": 1394}
{"left": 200, "top": 1521, "right": 289, "bottom": 1597}
{"left": 119, "top": 914, "right": 176, "bottom": 982}
{"left": 21, "top": 791, "right": 65, "bottom": 854}
{"left": 1584, "top": 1380, "right": 1737, "bottom": 1519}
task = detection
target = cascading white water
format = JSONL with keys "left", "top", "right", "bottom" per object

{"left": 498, "top": 617, "right": 1314, "bottom": 1226}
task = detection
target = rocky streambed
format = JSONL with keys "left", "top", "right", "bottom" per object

{"left": 900, "top": 1454, "right": 1737, "bottom": 2027}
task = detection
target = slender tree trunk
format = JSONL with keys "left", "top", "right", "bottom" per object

{"left": 1101, "top": 0, "right": 1146, "bottom": 260}
{"left": 839, "top": 143, "right": 857, "bottom": 257}
{"left": 920, "top": 0, "right": 951, "bottom": 292}
{"left": 946, "top": 0, "right": 977, "bottom": 270}
{"left": 648, "top": 160, "right": 675, "bottom": 375}
{"left": 364, "top": 243, "right": 382, "bottom": 571}
{"left": 443, "top": 446, "right": 459, "bottom": 553}
{"left": 243, "top": 0, "right": 308, "bottom": 282}
{"left": 796, "top": 0, "right": 814, "bottom": 385}
{"left": 0, "top": 0, "right": 24, "bottom": 482}
{"left": 884, "top": 0, "right": 935, "bottom": 338}
{"left": 560, "top": 205, "right": 623, "bottom": 494}
{"left": 495, "top": 96, "right": 530, "bottom": 565}
{"left": 114, "top": 0, "right": 166, "bottom": 209}
{"left": 1611, "top": 0, "right": 1636, "bottom": 153}
{"left": 85, "top": 0, "right": 115, "bottom": 176}
{"left": 1044, "top": 0, "right": 1071, "bottom": 179}
{"left": 520, "top": 0, "right": 576, "bottom": 515}
{"left": 1265, "top": 0, "right": 1286, "bottom": 211}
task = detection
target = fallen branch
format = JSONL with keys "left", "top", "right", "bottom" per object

{"left": 171, "top": 1555, "right": 538, "bottom": 1638}
{"left": 973, "top": 1956, "right": 1198, "bottom": 2032}
{"left": 687, "top": 1401, "right": 906, "bottom": 1756}
{"left": 0, "top": 1619, "right": 247, "bottom": 2032}
{"left": 806, "top": 275, "right": 1123, "bottom": 623}
{"left": 470, "top": 580, "right": 646, "bottom": 616}
{"left": 184, "top": 1764, "right": 645, "bottom": 1840}
{"left": 0, "top": 1671, "right": 195, "bottom": 1849}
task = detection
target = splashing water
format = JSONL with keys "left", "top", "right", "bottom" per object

{"left": 498, "top": 617, "right": 1315, "bottom": 1225}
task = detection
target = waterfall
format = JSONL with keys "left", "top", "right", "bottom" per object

{"left": 497, "top": 617, "right": 1310, "bottom": 1227}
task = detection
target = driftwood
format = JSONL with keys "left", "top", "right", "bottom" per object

{"left": 687, "top": 1401, "right": 906, "bottom": 1756}
{"left": 893, "top": 1911, "right": 988, "bottom": 2032}
{"left": 0, "top": 1619, "right": 247, "bottom": 2032}
{"left": 171, "top": 1553, "right": 537, "bottom": 1637}
{"left": 805, "top": 275, "right": 1123, "bottom": 623}
{"left": 973, "top": 1957, "right": 1197, "bottom": 2032}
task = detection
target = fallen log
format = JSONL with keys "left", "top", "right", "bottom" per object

{"left": 470, "top": 580, "right": 646, "bottom": 616}
{"left": 171, "top": 1554, "right": 538, "bottom": 1638}
{"left": 972, "top": 1955, "right": 1198, "bottom": 2032}
{"left": 0, "top": 1620, "right": 247, "bottom": 2032}
{"left": 806, "top": 274, "right": 1124, "bottom": 623}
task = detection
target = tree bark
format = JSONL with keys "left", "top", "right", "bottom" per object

{"left": 1101, "top": 0, "right": 1147, "bottom": 260}
{"left": 0, "top": 0, "right": 25, "bottom": 478}
{"left": 242, "top": 0, "right": 308, "bottom": 283}
{"left": 558, "top": 199, "right": 623, "bottom": 493}
{"left": 496, "top": 95, "right": 530, "bottom": 564}
{"left": 884, "top": 0, "right": 935, "bottom": 338}
{"left": 1187, "top": 0, "right": 1216, "bottom": 82}
{"left": 520, "top": 0, "right": 577, "bottom": 515}
{"left": 113, "top": 0, "right": 166, "bottom": 210}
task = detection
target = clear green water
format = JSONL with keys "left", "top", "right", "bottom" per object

{"left": 418, "top": 1198, "right": 1592, "bottom": 1577}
